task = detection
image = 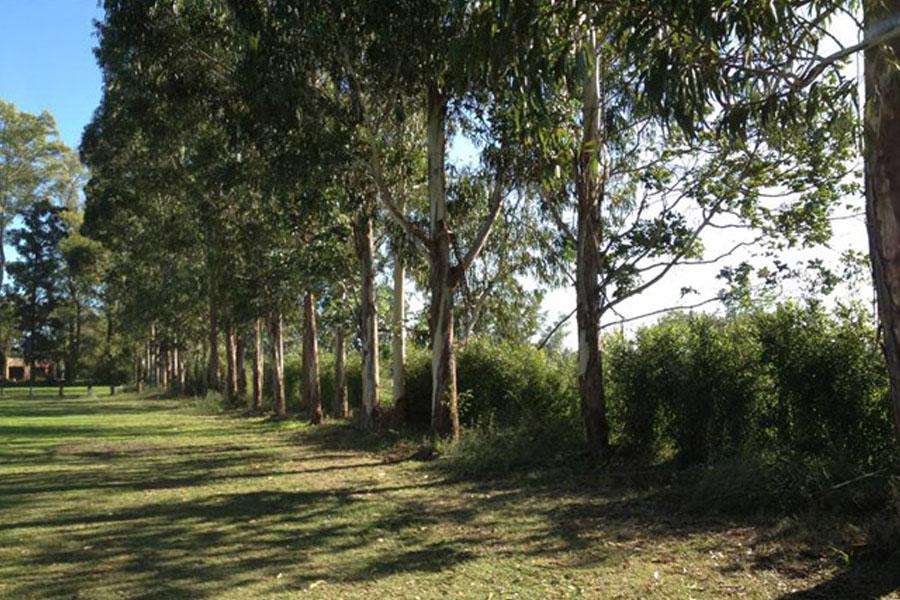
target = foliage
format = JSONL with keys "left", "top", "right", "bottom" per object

{"left": 609, "top": 303, "right": 895, "bottom": 469}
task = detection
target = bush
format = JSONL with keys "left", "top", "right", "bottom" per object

{"left": 606, "top": 302, "right": 895, "bottom": 470}
{"left": 405, "top": 338, "right": 579, "bottom": 432}
{"left": 754, "top": 303, "right": 894, "bottom": 468}
{"left": 318, "top": 351, "right": 363, "bottom": 416}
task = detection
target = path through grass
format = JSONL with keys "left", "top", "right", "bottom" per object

{"left": 0, "top": 391, "right": 897, "bottom": 599}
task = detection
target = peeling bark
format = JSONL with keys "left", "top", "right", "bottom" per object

{"left": 865, "top": 0, "right": 900, "bottom": 445}
{"left": 426, "top": 88, "right": 460, "bottom": 440}
{"left": 574, "top": 35, "right": 610, "bottom": 458}
{"left": 303, "top": 291, "right": 323, "bottom": 425}
{"left": 354, "top": 204, "right": 380, "bottom": 429}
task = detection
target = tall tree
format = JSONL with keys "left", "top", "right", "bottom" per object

{"left": 864, "top": 0, "right": 900, "bottom": 441}
{"left": 8, "top": 201, "right": 67, "bottom": 379}
{"left": 0, "top": 100, "right": 66, "bottom": 290}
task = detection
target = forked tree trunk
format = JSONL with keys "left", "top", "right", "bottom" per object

{"left": 334, "top": 325, "right": 349, "bottom": 418}
{"left": 303, "top": 291, "right": 323, "bottom": 424}
{"left": 269, "top": 311, "right": 286, "bottom": 417}
{"left": 354, "top": 205, "right": 380, "bottom": 429}
{"left": 224, "top": 321, "right": 238, "bottom": 406}
{"left": 426, "top": 88, "right": 460, "bottom": 440}
{"left": 574, "top": 35, "right": 610, "bottom": 458}
{"left": 865, "top": 0, "right": 900, "bottom": 445}
{"left": 207, "top": 302, "right": 220, "bottom": 392}
{"left": 252, "top": 318, "right": 263, "bottom": 413}
{"left": 392, "top": 251, "right": 407, "bottom": 424}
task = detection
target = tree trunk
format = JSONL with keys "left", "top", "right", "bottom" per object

{"left": 160, "top": 344, "right": 169, "bottom": 390}
{"left": 865, "top": 0, "right": 900, "bottom": 445}
{"left": 426, "top": 88, "right": 460, "bottom": 440}
{"left": 207, "top": 302, "right": 220, "bottom": 392}
{"left": 0, "top": 223, "right": 5, "bottom": 291}
{"left": 225, "top": 321, "right": 238, "bottom": 406}
{"left": 354, "top": 205, "right": 380, "bottom": 429}
{"left": 303, "top": 291, "right": 323, "bottom": 424}
{"left": 269, "top": 311, "right": 286, "bottom": 417}
{"left": 392, "top": 250, "right": 407, "bottom": 424}
{"left": 171, "top": 345, "right": 181, "bottom": 395}
{"left": 252, "top": 318, "right": 263, "bottom": 412}
{"left": 236, "top": 332, "right": 247, "bottom": 401}
{"left": 574, "top": 35, "right": 610, "bottom": 458}
{"left": 334, "top": 325, "right": 349, "bottom": 418}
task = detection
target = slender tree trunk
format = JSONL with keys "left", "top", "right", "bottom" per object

{"left": 148, "top": 324, "right": 156, "bottom": 386}
{"left": 0, "top": 223, "right": 5, "bottom": 291}
{"left": 865, "top": 0, "right": 900, "bottom": 444}
{"left": 177, "top": 345, "right": 186, "bottom": 391}
{"left": 135, "top": 349, "right": 143, "bottom": 393}
{"left": 574, "top": 35, "right": 610, "bottom": 458}
{"left": 334, "top": 325, "right": 348, "bottom": 418}
{"left": 224, "top": 321, "right": 238, "bottom": 406}
{"left": 72, "top": 301, "right": 82, "bottom": 383}
{"left": 354, "top": 204, "right": 380, "bottom": 429}
{"left": 236, "top": 332, "right": 247, "bottom": 401}
{"left": 303, "top": 291, "right": 322, "bottom": 424}
{"left": 269, "top": 311, "right": 286, "bottom": 417}
{"left": 426, "top": 88, "right": 460, "bottom": 440}
{"left": 207, "top": 302, "right": 220, "bottom": 392}
{"left": 392, "top": 249, "right": 407, "bottom": 424}
{"left": 252, "top": 318, "right": 263, "bottom": 412}
{"left": 171, "top": 345, "right": 180, "bottom": 395}
{"left": 160, "top": 344, "right": 169, "bottom": 390}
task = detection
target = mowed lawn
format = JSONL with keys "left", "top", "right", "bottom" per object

{"left": 0, "top": 391, "right": 897, "bottom": 599}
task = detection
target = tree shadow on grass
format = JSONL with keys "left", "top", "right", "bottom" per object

{"left": 4, "top": 403, "right": 897, "bottom": 599}
{"left": 769, "top": 549, "right": 900, "bottom": 599}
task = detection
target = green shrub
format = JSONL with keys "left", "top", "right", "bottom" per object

{"left": 318, "top": 351, "right": 363, "bottom": 416}
{"left": 754, "top": 303, "right": 893, "bottom": 468}
{"left": 605, "top": 302, "right": 894, "bottom": 469}
{"left": 405, "top": 338, "right": 579, "bottom": 432}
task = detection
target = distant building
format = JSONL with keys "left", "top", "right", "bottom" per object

{"left": 4, "top": 357, "right": 55, "bottom": 382}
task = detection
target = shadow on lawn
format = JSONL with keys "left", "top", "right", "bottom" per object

{"left": 2, "top": 400, "right": 898, "bottom": 600}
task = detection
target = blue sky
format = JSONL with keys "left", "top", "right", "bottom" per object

{"left": 1, "top": 1, "right": 105, "bottom": 150}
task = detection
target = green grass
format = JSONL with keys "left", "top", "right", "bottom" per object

{"left": 0, "top": 391, "right": 897, "bottom": 599}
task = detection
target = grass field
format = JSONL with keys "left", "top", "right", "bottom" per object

{"left": 0, "top": 390, "right": 897, "bottom": 599}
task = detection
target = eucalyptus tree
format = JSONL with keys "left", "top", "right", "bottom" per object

{"left": 600, "top": 0, "right": 900, "bottom": 444}
{"left": 506, "top": 1, "right": 861, "bottom": 457}
{"left": 304, "top": 0, "right": 556, "bottom": 439}
{"left": 863, "top": 0, "right": 900, "bottom": 441}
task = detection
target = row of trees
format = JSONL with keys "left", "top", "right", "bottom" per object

{"left": 73, "top": 0, "right": 900, "bottom": 456}
{"left": 1, "top": 101, "right": 110, "bottom": 384}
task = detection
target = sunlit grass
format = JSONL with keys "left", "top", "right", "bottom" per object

{"left": 0, "top": 390, "right": 896, "bottom": 599}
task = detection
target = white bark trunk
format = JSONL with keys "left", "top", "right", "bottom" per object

{"left": 355, "top": 206, "right": 380, "bottom": 429}
{"left": 392, "top": 251, "right": 407, "bottom": 421}
{"left": 574, "top": 33, "right": 610, "bottom": 458}
{"left": 426, "top": 88, "right": 460, "bottom": 440}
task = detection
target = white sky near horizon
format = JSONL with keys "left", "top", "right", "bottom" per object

{"left": 1, "top": 5, "right": 874, "bottom": 349}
